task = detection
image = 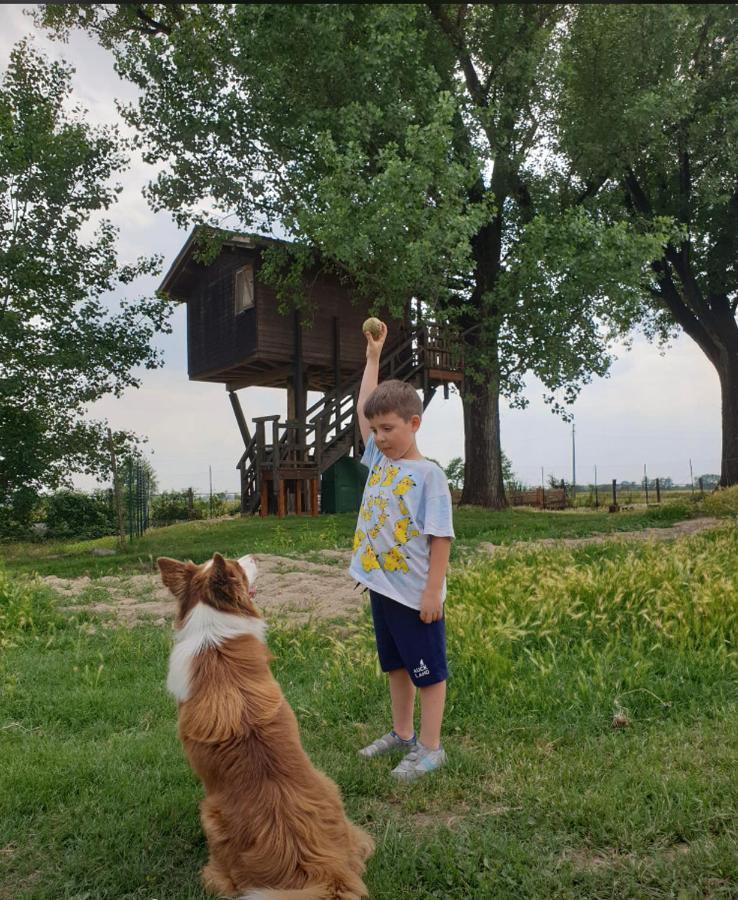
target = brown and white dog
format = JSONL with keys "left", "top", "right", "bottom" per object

{"left": 158, "top": 551, "right": 374, "bottom": 900}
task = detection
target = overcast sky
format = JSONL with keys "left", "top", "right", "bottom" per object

{"left": 2, "top": 5, "right": 722, "bottom": 494}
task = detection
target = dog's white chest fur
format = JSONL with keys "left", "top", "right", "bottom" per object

{"left": 167, "top": 604, "right": 267, "bottom": 702}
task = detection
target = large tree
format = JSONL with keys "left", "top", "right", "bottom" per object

{"left": 0, "top": 41, "right": 170, "bottom": 532}
{"left": 558, "top": 4, "right": 738, "bottom": 486}
{"left": 40, "top": 4, "right": 666, "bottom": 506}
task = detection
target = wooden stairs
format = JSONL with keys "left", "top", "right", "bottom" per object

{"left": 236, "top": 324, "right": 464, "bottom": 516}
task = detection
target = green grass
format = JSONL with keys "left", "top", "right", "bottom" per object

{"left": 2, "top": 521, "right": 737, "bottom": 897}
{"left": 0, "top": 502, "right": 700, "bottom": 579}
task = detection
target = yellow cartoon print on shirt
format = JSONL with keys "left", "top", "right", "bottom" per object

{"left": 374, "top": 495, "right": 389, "bottom": 513}
{"left": 352, "top": 528, "right": 365, "bottom": 554}
{"left": 359, "top": 501, "right": 373, "bottom": 522}
{"left": 367, "top": 465, "right": 382, "bottom": 487}
{"left": 360, "top": 544, "right": 380, "bottom": 572}
{"left": 397, "top": 497, "right": 409, "bottom": 516}
{"left": 394, "top": 517, "right": 420, "bottom": 545}
{"left": 393, "top": 476, "right": 416, "bottom": 497}
{"left": 369, "top": 510, "right": 389, "bottom": 539}
{"left": 383, "top": 545, "right": 409, "bottom": 573}
{"left": 381, "top": 465, "right": 400, "bottom": 486}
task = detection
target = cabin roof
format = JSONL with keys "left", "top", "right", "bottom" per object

{"left": 158, "top": 227, "right": 293, "bottom": 302}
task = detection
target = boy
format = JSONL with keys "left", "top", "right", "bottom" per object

{"left": 348, "top": 321, "right": 454, "bottom": 781}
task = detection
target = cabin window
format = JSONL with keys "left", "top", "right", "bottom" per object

{"left": 234, "top": 264, "right": 255, "bottom": 313}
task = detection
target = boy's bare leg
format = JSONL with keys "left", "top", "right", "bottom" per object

{"left": 388, "top": 668, "right": 416, "bottom": 740}
{"left": 418, "top": 680, "right": 447, "bottom": 750}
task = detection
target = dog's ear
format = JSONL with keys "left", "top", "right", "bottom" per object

{"left": 157, "top": 557, "right": 194, "bottom": 598}
{"left": 209, "top": 552, "right": 228, "bottom": 579}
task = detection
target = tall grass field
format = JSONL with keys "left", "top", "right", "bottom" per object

{"left": 1, "top": 510, "right": 737, "bottom": 898}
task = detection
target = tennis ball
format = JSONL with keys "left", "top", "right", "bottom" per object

{"left": 362, "top": 317, "right": 383, "bottom": 338}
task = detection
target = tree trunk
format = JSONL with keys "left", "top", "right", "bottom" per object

{"left": 460, "top": 366, "right": 507, "bottom": 509}
{"left": 717, "top": 349, "right": 738, "bottom": 487}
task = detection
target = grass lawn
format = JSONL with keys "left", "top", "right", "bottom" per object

{"left": 1, "top": 513, "right": 737, "bottom": 898}
{"left": 0, "top": 502, "right": 698, "bottom": 579}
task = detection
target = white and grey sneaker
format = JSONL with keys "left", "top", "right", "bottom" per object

{"left": 358, "top": 730, "right": 417, "bottom": 759}
{"left": 391, "top": 741, "right": 447, "bottom": 781}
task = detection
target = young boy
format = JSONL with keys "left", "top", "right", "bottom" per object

{"left": 348, "top": 321, "right": 454, "bottom": 781}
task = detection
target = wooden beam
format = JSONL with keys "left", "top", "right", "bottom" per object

{"left": 228, "top": 390, "right": 252, "bottom": 446}
{"left": 310, "top": 478, "right": 319, "bottom": 516}
{"left": 293, "top": 309, "right": 306, "bottom": 424}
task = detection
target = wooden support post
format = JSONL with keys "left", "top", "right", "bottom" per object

{"left": 293, "top": 309, "right": 306, "bottom": 425}
{"left": 277, "top": 479, "right": 286, "bottom": 518}
{"left": 310, "top": 478, "right": 318, "bottom": 516}
{"left": 260, "top": 480, "right": 268, "bottom": 517}
{"left": 228, "top": 390, "right": 252, "bottom": 446}
{"left": 333, "top": 316, "right": 341, "bottom": 432}
{"left": 295, "top": 480, "right": 303, "bottom": 515}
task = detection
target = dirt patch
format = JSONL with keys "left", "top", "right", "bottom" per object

{"left": 478, "top": 516, "right": 722, "bottom": 555}
{"left": 42, "top": 519, "right": 723, "bottom": 628}
{"left": 44, "top": 553, "right": 366, "bottom": 627}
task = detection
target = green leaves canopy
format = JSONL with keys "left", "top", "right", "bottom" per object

{"left": 0, "top": 41, "right": 171, "bottom": 531}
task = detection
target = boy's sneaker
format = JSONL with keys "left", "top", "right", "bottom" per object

{"left": 391, "top": 741, "right": 446, "bottom": 781}
{"left": 358, "top": 730, "right": 416, "bottom": 759}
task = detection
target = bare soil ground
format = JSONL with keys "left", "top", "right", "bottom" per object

{"left": 478, "top": 516, "right": 721, "bottom": 555}
{"left": 42, "top": 518, "right": 722, "bottom": 627}
{"left": 44, "top": 551, "right": 358, "bottom": 628}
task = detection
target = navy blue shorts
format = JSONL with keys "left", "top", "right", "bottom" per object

{"left": 369, "top": 590, "right": 448, "bottom": 686}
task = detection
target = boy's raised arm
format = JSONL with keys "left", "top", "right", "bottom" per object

{"left": 357, "top": 321, "right": 387, "bottom": 444}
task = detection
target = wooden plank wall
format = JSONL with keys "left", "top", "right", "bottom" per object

{"left": 187, "top": 246, "right": 258, "bottom": 378}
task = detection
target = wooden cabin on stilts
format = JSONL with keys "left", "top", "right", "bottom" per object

{"left": 159, "top": 228, "right": 465, "bottom": 517}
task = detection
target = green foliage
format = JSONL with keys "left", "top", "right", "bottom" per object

{"left": 0, "top": 567, "right": 63, "bottom": 644}
{"left": 446, "top": 451, "right": 517, "bottom": 491}
{"left": 444, "top": 457, "right": 464, "bottom": 491}
{"left": 557, "top": 4, "right": 738, "bottom": 482}
{"left": 701, "top": 486, "right": 738, "bottom": 518}
{"left": 44, "top": 490, "right": 115, "bottom": 541}
{"left": 0, "top": 41, "right": 171, "bottom": 530}
{"left": 35, "top": 4, "right": 681, "bottom": 507}
{"left": 149, "top": 490, "right": 237, "bottom": 527}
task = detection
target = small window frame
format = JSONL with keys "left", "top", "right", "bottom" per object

{"left": 234, "top": 263, "right": 255, "bottom": 314}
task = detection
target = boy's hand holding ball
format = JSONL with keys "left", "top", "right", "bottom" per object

{"left": 363, "top": 317, "right": 387, "bottom": 361}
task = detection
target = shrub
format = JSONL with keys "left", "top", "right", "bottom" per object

{"left": 648, "top": 498, "right": 694, "bottom": 522}
{"left": 0, "top": 567, "right": 63, "bottom": 644}
{"left": 150, "top": 490, "right": 203, "bottom": 526}
{"left": 150, "top": 490, "right": 239, "bottom": 526}
{"left": 701, "top": 484, "right": 738, "bottom": 517}
{"left": 45, "top": 489, "right": 116, "bottom": 539}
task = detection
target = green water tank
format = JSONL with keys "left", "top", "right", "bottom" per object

{"left": 321, "top": 456, "right": 368, "bottom": 513}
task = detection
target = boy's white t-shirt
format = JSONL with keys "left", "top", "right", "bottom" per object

{"left": 347, "top": 434, "right": 455, "bottom": 611}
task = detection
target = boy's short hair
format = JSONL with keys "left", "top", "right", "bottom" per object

{"left": 363, "top": 379, "right": 423, "bottom": 422}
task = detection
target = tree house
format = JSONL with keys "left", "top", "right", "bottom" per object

{"left": 159, "top": 228, "right": 465, "bottom": 516}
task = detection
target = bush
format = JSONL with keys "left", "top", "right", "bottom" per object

{"left": 150, "top": 490, "right": 239, "bottom": 526}
{"left": 44, "top": 489, "right": 116, "bottom": 540}
{"left": 648, "top": 498, "right": 694, "bottom": 522}
{"left": 701, "top": 484, "right": 738, "bottom": 517}
{"left": 0, "top": 567, "right": 63, "bottom": 644}
{"left": 0, "top": 485, "right": 42, "bottom": 540}
{"left": 150, "top": 490, "right": 203, "bottom": 526}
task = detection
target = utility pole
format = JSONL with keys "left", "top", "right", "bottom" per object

{"left": 571, "top": 420, "right": 576, "bottom": 501}
{"left": 209, "top": 465, "right": 213, "bottom": 518}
